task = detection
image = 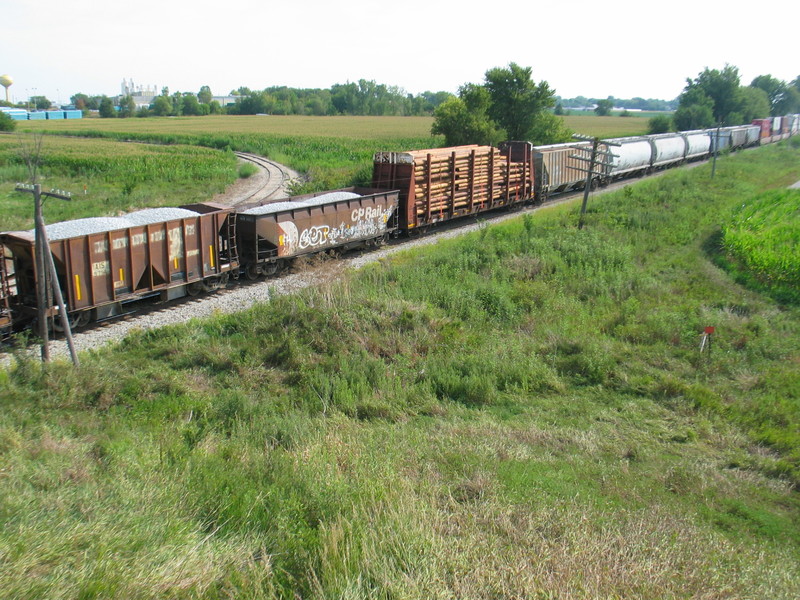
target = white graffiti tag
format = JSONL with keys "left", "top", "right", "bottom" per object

{"left": 296, "top": 204, "right": 395, "bottom": 250}
{"left": 299, "top": 225, "right": 331, "bottom": 249}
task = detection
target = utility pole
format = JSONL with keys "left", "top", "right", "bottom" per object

{"left": 711, "top": 123, "right": 722, "bottom": 178}
{"left": 14, "top": 183, "right": 79, "bottom": 366}
{"left": 570, "top": 134, "right": 620, "bottom": 229}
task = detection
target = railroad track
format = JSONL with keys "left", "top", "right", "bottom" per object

{"left": 0, "top": 151, "right": 724, "bottom": 366}
{"left": 233, "top": 152, "right": 296, "bottom": 205}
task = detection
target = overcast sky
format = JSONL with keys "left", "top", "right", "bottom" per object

{"left": 2, "top": 0, "right": 798, "bottom": 105}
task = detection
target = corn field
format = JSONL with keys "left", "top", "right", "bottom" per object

{"left": 723, "top": 189, "right": 800, "bottom": 292}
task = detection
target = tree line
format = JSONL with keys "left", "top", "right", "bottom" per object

{"left": 44, "top": 81, "right": 452, "bottom": 119}
{"left": 649, "top": 66, "right": 800, "bottom": 134}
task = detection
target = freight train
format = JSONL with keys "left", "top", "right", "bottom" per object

{"left": 1, "top": 114, "right": 798, "bottom": 338}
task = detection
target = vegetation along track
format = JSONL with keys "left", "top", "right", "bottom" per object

{"left": 0, "top": 174, "right": 653, "bottom": 366}
{"left": 0, "top": 149, "right": 739, "bottom": 365}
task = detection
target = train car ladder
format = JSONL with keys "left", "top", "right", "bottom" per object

{"left": 223, "top": 213, "right": 239, "bottom": 268}
{"left": 0, "top": 244, "right": 13, "bottom": 335}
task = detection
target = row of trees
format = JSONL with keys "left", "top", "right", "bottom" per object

{"left": 431, "top": 63, "right": 571, "bottom": 146}
{"left": 224, "top": 82, "right": 451, "bottom": 117}
{"left": 59, "top": 81, "right": 454, "bottom": 119}
{"left": 669, "top": 66, "right": 800, "bottom": 131}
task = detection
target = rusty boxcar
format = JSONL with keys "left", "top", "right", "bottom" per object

{"left": 236, "top": 187, "right": 399, "bottom": 279}
{"left": 0, "top": 203, "right": 237, "bottom": 328}
{"left": 371, "top": 145, "right": 534, "bottom": 231}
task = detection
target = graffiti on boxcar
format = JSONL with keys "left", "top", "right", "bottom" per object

{"left": 299, "top": 225, "right": 330, "bottom": 249}
{"left": 296, "top": 205, "right": 393, "bottom": 250}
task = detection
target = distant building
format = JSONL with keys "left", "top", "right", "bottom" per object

{"left": 212, "top": 95, "right": 238, "bottom": 107}
{"left": 120, "top": 78, "right": 158, "bottom": 109}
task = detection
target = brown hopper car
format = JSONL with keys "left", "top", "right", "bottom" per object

{"left": 0, "top": 244, "right": 12, "bottom": 337}
{"left": 236, "top": 187, "right": 399, "bottom": 278}
{"left": 1, "top": 202, "right": 237, "bottom": 327}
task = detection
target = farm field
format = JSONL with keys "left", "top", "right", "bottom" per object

{"left": 0, "top": 142, "right": 798, "bottom": 598}
{"left": 10, "top": 114, "right": 650, "bottom": 203}
{"left": 21, "top": 113, "right": 651, "bottom": 141}
{"left": 21, "top": 115, "right": 443, "bottom": 141}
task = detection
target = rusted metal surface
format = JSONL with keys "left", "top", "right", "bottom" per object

{"left": 0, "top": 203, "right": 237, "bottom": 321}
{"left": 752, "top": 118, "right": 773, "bottom": 143}
{"left": 372, "top": 145, "right": 533, "bottom": 229}
{"left": 236, "top": 187, "right": 399, "bottom": 266}
{"left": 0, "top": 243, "right": 12, "bottom": 334}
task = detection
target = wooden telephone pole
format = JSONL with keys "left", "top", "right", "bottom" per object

{"left": 14, "top": 183, "right": 80, "bottom": 366}
{"left": 569, "top": 134, "right": 620, "bottom": 229}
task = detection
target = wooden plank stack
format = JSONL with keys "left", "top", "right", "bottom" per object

{"left": 373, "top": 145, "right": 533, "bottom": 228}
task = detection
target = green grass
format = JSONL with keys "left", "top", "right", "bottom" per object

{"left": 20, "top": 115, "right": 442, "bottom": 140}
{"left": 561, "top": 114, "right": 650, "bottom": 138}
{"left": 720, "top": 188, "right": 800, "bottom": 303}
{"left": 237, "top": 162, "right": 259, "bottom": 179}
{"left": 0, "top": 134, "right": 238, "bottom": 231}
{"left": 11, "top": 124, "right": 437, "bottom": 194}
{"left": 24, "top": 114, "right": 650, "bottom": 141}
{"left": 1, "top": 140, "right": 799, "bottom": 597}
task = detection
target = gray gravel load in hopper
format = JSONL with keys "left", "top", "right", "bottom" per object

{"left": 123, "top": 207, "right": 200, "bottom": 226}
{"left": 42, "top": 217, "right": 133, "bottom": 241}
{"left": 240, "top": 192, "right": 362, "bottom": 216}
{"left": 35, "top": 208, "right": 201, "bottom": 241}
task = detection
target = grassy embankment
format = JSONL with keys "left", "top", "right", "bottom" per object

{"left": 0, "top": 140, "right": 798, "bottom": 598}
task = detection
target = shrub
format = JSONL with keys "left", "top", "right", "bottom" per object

{"left": 0, "top": 111, "right": 16, "bottom": 132}
{"left": 648, "top": 115, "right": 673, "bottom": 134}
{"left": 238, "top": 162, "right": 259, "bottom": 178}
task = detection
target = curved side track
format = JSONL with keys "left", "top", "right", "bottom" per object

{"left": 232, "top": 152, "right": 299, "bottom": 205}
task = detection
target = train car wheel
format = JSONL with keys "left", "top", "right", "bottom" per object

{"left": 204, "top": 273, "right": 230, "bottom": 291}
{"left": 187, "top": 281, "right": 205, "bottom": 296}
{"left": 74, "top": 311, "right": 92, "bottom": 328}
{"left": 244, "top": 263, "right": 260, "bottom": 281}
{"left": 53, "top": 310, "right": 92, "bottom": 332}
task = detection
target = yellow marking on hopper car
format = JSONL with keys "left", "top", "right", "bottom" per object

{"left": 279, "top": 235, "right": 284, "bottom": 246}
{"left": 174, "top": 257, "right": 179, "bottom": 269}
{"left": 74, "top": 275, "right": 81, "bottom": 301}
{"left": 209, "top": 245, "right": 215, "bottom": 268}
{"left": 119, "top": 268, "right": 124, "bottom": 282}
